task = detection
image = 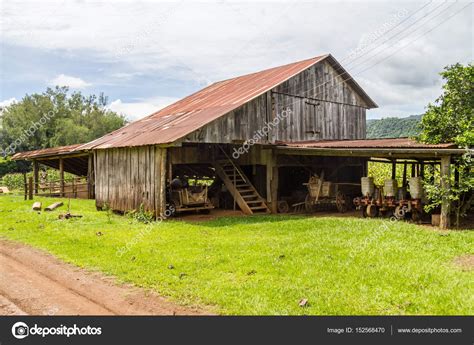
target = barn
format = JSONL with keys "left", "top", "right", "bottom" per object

{"left": 12, "top": 54, "right": 465, "bottom": 228}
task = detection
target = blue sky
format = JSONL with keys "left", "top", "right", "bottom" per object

{"left": 1, "top": 0, "right": 472, "bottom": 120}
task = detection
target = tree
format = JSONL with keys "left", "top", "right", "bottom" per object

{"left": 0, "top": 87, "right": 127, "bottom": 157}
{"left": 418, "top": 63, "right": 473, "bottom": 227}
{"left": 418, "top": 63, "right": 473, "bottom": 147}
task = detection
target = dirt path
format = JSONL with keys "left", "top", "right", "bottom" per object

{"left": 0, "top": 240, "right": 209, "bottom": 315}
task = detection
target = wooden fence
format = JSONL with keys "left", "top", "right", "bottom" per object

{"left": 24, "top": 177, "right": 92, "bottom": 200}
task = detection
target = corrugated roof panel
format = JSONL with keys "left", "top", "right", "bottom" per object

{"left": 77, "top": 55, "right": 335, "bottom": 150}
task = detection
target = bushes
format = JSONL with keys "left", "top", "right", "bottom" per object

{"left": 0, "top": 157, "right": 30, "bottom": 178}
{"left": 0, "top": 169, "right": 77, "bottom": 191}
{"left": 0, "top": 172, "right": 29, "bottom": 190}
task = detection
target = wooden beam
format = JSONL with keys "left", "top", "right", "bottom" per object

{"left": 440, "top": 155, "right": 451, "bottom": 229}
{"left": 391, "top": 161, "right": 396, "bottom": 179}
{"left": 59, "top": 158, "right": 64, "bottom": 197}
{"left": 87, "top": 153, "right": 94, "bottom": 199}
{"left": 402, "top": 162, "right": 407, "bottom": 187}
{"left": 33, "top": 160, "right": 39, "bottom": 195}
{"left": 23, "top": 173, "right": 27, "bottom": 200}
{"left": 28, "top": 177, "right": 33, "bottom": 200}
{"left": 45, "top": 202, "right": 63, "bottom": 211}
{"left": 276, "top": 146, "right": 466, "bottom": 158}
{"left": 271, "top": 166, "right": 279, "bottom": 214}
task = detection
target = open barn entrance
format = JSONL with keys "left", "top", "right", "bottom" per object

{"left": 276, "top": 156, "right": 365, "bottom": 214}
{"left": 168, "top": 162, "right": 269, "bottom": 215}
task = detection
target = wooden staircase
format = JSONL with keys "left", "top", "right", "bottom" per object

{"left": 213, "top": 159, "right": 270, "bottom": 215}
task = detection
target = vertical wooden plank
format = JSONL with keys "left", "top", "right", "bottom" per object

{"left": 59, "top": 158, "right": 64, "bottom": 197}
{"left": 440, "top": 155, "right": 451, "bottom": 229}
{"left": 271, "top": 165, "right": 279, "bottom": 214}
{"left": 33, "top": 160, "right": 39, "bottom": 195}
{"left": 28, "top": 177, "right": 33, "bottom": 200}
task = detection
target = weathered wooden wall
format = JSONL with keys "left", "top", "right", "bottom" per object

{"left": 272, "top": 60, "right": 367, "bottom": 141}
{"left": 94, "top": 146, "right": 167, "bottom": 217}
{"left": 183, "top": 59, "right": 369, "bottom": 144}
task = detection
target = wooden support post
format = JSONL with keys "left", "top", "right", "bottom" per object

{"left": 271, "top": 166, "right": 279, "bottom": 214}
{"left": 402, "top": 162, "right": 407, "bottom": 187}
{"left": 23, "top": 173, "right": 27, "bottom": 200}
{"left": 391, "top": 161, "right": 396, "bottom": 179}
{"left": 420, "top": 161, "right": 425, "bottom": 178}
{"left": 33, "top": 160, "right": 39, "bottom": 195}
{"left": 59, "top": 158, "right": 64, "bottom": 197}
{"left": 87, "top": 153, "right": 94, "bottom": 199}
{"left": 440, "top": 155, "right": 451, "bottom": 229}
{"left": 28, "top": 177, "right": 33, "bottom": 200}
{"left": 265, "top": 149, "right": 279, "bottom": 213}
{"left": 411, "top": 164, "right": 416, "bottom": 177}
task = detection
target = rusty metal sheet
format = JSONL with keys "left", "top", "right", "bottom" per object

{"left": 78, "top": 55, "right": 330, "bottom": 150}
{"left": 11, "top": 144, "right": 85, "bottom": 160}
{"left": 278, "top": 138, "right": 457, "bottom": 149}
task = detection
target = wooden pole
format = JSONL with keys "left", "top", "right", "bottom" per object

{"left": 440, "top": 155, "right": 451, "bottom": 229}
{"left": 271, "top": 166, "right": 279, "bottom": 214}
{"left": 402, "top": 162, "right": 407, "bottom": 187}
{"left": 391, "top": 161, "right": 396, "bottom": 179}
{"left": 33, "top": 160, "right": 39, "bottom": 195}
{"left": 411, "top": 163, "right": 416, "bottom": 177}
{"left": 59, "top": 158, "right": 64, "bottom": 197}
{"left": 23, "top": 173, "right": 27, "bottom": 200}
{"left": 420, "top": 161, "right": 425, "bottom": 178}
{"left": 28, "top": 177, "right": 33, "bottom": 200}
{"left": 87, "top": 153, "right": 94, "bottom": 199}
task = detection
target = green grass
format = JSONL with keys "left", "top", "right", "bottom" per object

{"left": 0, "top": 195, "right": 472, "bottom": 315}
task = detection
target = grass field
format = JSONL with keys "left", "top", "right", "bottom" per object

{"left": 0, "top": 195, "right": 472, "bottom": 315}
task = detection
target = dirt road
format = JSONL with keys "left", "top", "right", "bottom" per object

{"left": 0, "top": 240, "right": 208, "bottom": 315}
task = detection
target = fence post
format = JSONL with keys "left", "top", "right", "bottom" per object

{"left": 59, "top": 158, "right": 64, "bottom": 197}
{"left": 23, "top": 173, "right": 27, "bottom": 200}
{"left": 33, "top": 160, "right": 39, "bottom": 195}
{"left": 28, "top": 177, "right": 33, "bottom": 200}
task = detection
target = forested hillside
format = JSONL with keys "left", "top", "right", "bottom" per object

{"left": 366, "top": 115, "right": 421, "bottom": 138}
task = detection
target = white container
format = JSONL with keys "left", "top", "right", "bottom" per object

{"left": 384, "top": 179, "right": 398, "bottom": 197}
{"left": 361, "top": 177, "right": 375, "bottom": 197}
{"left": 409, "top": 176, "right": 423, "bottom": 199}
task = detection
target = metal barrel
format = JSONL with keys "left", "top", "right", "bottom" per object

{"left": 384, "top": 179, "right": 398, "bottom": 197}
{"left": 361, "top": 177, "right": 375, "bottom": 197}
{"left": 409, "top": 176, "right": 423, "bottom": 199}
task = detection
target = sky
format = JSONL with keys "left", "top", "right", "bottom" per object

{"left": 0, "top": 0, "right": 472, "bottom": 120}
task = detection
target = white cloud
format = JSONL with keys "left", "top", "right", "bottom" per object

{"left": 1, "top": 1, "right": 472, "bottom": 117}
{"left": 107, "top": 97, "right": 179, "bottom": 120}
{"left": 49, "top": 74, "right": 91, "bottom": 89}
{"left": 0, "top": 98, "right": 17, "bottom": 108}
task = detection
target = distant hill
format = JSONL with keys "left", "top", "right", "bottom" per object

{"left": 366, "top": 115, "right": 422, "bottom": 139}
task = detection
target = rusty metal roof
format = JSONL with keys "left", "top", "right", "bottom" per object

{"left": 11, "top": 144, "right": 86, "bottom": 160}
{"left": 78, "top": 54, "right": 376, "bottom": 150}
{"left": 279, "top": 138, "right": 458, "bottom": 149}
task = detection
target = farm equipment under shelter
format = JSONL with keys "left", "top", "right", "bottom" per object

{"left": 353, "top": 176, "right": 424, "bottom": 221}
{"left": 169, "top": 178, "right": 214, "bottom": 214}
{"left": 292, "top": 172, "right": 353, "bottom": 213}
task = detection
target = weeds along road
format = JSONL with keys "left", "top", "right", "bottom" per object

{"left": 0, "top": 240, "right": 208, "bottom": 316}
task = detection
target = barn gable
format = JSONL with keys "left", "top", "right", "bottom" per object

{"left": 78, "top": 54, "right": 376, "bottom": 150}
{"left": 183, "top": 55, "right": 376, "bottom": 144}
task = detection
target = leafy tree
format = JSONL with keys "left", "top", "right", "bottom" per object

{"left": 0, "top": 87, "right": 126, "bottom": 156}
{"left": 418, "top": 63, "right": 473, "bottom": 147}
{"left": 418, "top": 63, "right": 473, "bottom": 227}
{"left": 366, "top": 115, "right": 421, "bottom": 139}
